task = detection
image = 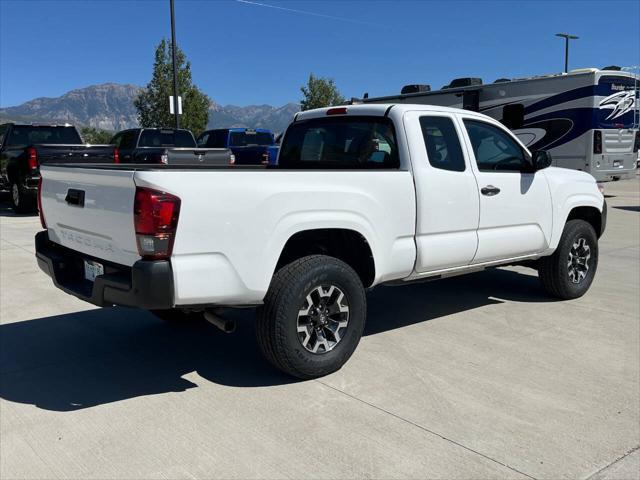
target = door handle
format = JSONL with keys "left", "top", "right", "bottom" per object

{"left": 481, "top": 185, "right": 500, "bottom": 196}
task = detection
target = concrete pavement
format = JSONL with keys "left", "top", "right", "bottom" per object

{"left": 1, "top": 178, "right": 639, "bottom": 479}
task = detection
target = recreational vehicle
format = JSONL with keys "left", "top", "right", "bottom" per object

{"left": 360, "top": 68, "right": 639, "bottom": 182}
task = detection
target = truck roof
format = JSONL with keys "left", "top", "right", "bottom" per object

{"left": 296, "top": 103, "right": 483, "bottom": 121}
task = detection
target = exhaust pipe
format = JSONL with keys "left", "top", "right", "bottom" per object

{"left": 204, "top": 309, "right": 236, "bottom": 333}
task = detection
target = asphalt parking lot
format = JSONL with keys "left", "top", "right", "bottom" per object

{"left": 1, "top": 177, "right": 638, "bottom": 480}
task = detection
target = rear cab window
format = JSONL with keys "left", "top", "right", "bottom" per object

{"left": 6, "top": 126, "right": 82, "bottom": 146}
{"left": 229, "top": 130, "right": 274, "bottom": 147}
{"left": 139, "top": 129, "right": 196, "bottom": 148}
{"left": 279, "top": 116, "right": 400, "bottom": 169}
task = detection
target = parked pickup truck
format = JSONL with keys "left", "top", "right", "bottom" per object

{"left": 196, "top": 128, "right": 276, "bottom": 165}
{"left": 0, "top": 123, "right": 116, "bottom": 213}
{"left": 36, "top": 104, "right": 606, "bottom": 379}
{"left": 110, "top": 128, "right": 233, "bottom": 165}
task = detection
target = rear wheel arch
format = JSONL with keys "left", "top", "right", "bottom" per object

{"left": 274, "top": 228, "right": 376, "bottom": 288}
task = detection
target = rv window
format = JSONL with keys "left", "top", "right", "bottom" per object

{"left": 464, "top": 120, "right": 527, "bottom": 172}
{"left": 419, "top": 116, "right": 466, "bottom": 172}
{"left": 502, "top": 104, "right": 525, "bottom": 129}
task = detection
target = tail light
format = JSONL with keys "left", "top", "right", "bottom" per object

{"left": 593, "top": 130, "right": 602, "bottom": 154}
{"left": 113, "top": 148, "right": 120, "bottom": 164}
{"left": 134, "top": 187, "right": 180, "bottom": 260}
{"left": 27, "top": 147, "right": 38, "bottom": 170}
{"left": 37, "top": 176, "right": 46, "bottom": 229}
{"left": 634, "top": 131, "right": 640, "bottom": 153}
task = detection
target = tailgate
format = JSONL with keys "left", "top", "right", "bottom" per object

{"left": 40, "top": 166, "right": 140, "bottom": 266}
{"left": 166, "top": 147, "right": 230, "bottom": 165}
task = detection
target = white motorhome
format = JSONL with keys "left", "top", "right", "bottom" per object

{"left": 361, "top": 67, "right": 639, "bottom": 182}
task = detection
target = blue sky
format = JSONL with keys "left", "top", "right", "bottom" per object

{"left": 1, "top": 0, "right": 639, "bottom": 107}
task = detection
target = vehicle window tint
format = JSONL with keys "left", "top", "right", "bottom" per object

{"left": 464, "top": 120, "right": 526, "bottom": 172}
{"left": 419, "top": 116, "right": 465, "bottom": 172}
{"left": 229, "top": 131, "right": 274, "bottom": 147}
{"left": 119, "top": 131, "right": 137, "bottom": 149}
{"left": 502, "top": 104, "right": 524, "bottom": 129}
{"left": 279, "top": 116, "right": 399, "bottom": 169}
{"left": 197, "top": 133, "right": 209, "bottom": 147}
{"left": 138, "top": 129, "right": 196, "bottom": 148}
{"left": 6, "top": 126, "right": 82, "bottom": 146}
{"left": 210, "top": 130, "right": 227, "bottom": 147}
{"left": 110, "top": 133, "right": 121, "bottom": 147}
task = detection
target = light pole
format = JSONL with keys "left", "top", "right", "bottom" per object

{"left": 555, "top": 33, "right": 579, "bottom": 73}
{"left": 170, "top": 0, "right": 180, "bottom": 129}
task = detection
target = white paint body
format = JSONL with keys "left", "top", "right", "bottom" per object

{"left": 40, "top": 104, "right": 605, "bottom": 306}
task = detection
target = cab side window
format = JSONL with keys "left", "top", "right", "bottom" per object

{"left": 110, "top": 133, "right": 122, "bottom": 148}
{"left": 464, "top": 120, "right": 527, "bottom": 172}
{"left": 419, "top": 116, "right": 466, "bottom": 172}
{"left": 0, "top": 125, "right": 7, "bottom": 147}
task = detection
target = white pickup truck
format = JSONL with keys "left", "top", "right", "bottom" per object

{"left": 36, "top": 104, "right": 607, "bottom": 379}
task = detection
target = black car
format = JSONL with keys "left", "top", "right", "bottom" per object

{"left": 0, "top": 123, "right": 116, "bottom": 213}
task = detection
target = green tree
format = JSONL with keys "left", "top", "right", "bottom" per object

{"left": 134, "top": 39, "right": 210, "bottom": 134}
{"left": 300, "top": 73, "right": 345, "bottom": 111}
{"left": 80, "top": 126, "right": 113, "bottom": 144}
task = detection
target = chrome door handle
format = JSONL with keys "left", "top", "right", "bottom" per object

{"left": 481, "top": 185, "right": 500, "bottom": 196}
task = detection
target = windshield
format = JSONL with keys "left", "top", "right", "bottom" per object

{"left": 229, "top": 131, "right": 273, "bottom": 146}
{"left": 6, "top": 126, "right": 82, "bottom": 146}
{"left": 279, "top": 116, "right": 399, "bottom": 169}
{"left": 598, "top": 76, "right": 639, "bottom": 129}
{"left": 138, "top": 129, "right": 196, "bottom": 148}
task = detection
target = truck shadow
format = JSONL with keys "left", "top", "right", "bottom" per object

{"left": 0, "top": 200, "right": 37, "bottom": 218}
{"left": 0, "top": 268, "right": 555, "bottom": 411}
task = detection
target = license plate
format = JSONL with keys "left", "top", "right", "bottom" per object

{"left": 84, "top": 260, "right": 104, "bottom": 282}
{"left": 613, "top": 159, "right": 621, "bottom": 168}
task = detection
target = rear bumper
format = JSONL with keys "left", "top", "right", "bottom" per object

{"left": 35, "top": 231, "right": 174, "bottom": 309}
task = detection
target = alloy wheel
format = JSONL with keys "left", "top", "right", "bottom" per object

{"left": 297, "top": 285, "right": 349, "bottom": 354}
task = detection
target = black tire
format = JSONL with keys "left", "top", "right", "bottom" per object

{"left": 538, "top": 219, "right": 599, "bottom": 299}
{"left": 256, "top": 255, "right": 366, "bottom": 379}
{"left": 9, "top": 181, "right": 37, "bottom": 214}
{"left": 151, "top": 309, "right": 202, "bottom": 323}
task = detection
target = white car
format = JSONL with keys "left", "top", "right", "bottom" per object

{"left": 36, "top": 104, "right": 606, "bottom": 378}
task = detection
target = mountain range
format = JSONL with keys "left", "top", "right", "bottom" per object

{"left": 0, "top": 83, "right": 300, "bottom": 133}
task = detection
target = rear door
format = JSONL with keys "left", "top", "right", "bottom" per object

{"left": 405, "top": 111, "right": 480, "bottom": 272}
{"left": 41, "top": 166, "right": 140, "bottom": 266}
{"left": 461, "top": 117, "right": 552, "bottom": 263}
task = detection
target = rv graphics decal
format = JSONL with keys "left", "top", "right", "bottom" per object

{"left": 599, "top": 91, "right": 636, "bottom": 120}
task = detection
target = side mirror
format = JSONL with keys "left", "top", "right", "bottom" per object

{"left": 532, "top": 150, "right": 552, "bottom": 171}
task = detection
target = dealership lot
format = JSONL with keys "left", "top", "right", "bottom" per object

{"left": 1, "top": 178, "right": 638, "bottom": 479}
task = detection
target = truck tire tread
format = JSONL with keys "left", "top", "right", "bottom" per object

{"left": 256, "top": 255, "right": 365, "bottom": 379}
{"left": 538, "top": 219, "right": 598, "bottom": 299}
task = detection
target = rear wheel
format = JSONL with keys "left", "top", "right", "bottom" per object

{"left": 256, "top": 255, "right": 366, "bottom": 379}
{"left": 10, "top": 181, "right": 36, "bottom": 214}
{"left": 538, "top": 219, "right": 598, "bottom": 299}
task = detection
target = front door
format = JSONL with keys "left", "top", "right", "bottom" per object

{"left": 461, "top": 118, "right": 552, "bottom": 263}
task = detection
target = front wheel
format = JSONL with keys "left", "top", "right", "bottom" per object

{"left": 538, "top": 219, "right": 599, "bottom": 299}
{"left": 256, "top": 255, "right": 366, "bottom": 379}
